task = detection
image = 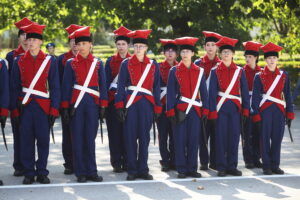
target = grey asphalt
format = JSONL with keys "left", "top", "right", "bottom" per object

{"left": 0, "top": 108, "right": 299, "bottom": 200}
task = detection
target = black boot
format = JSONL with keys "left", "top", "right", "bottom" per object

{"left": 217, "top": 171, "right": 226, "bottom": 177}
{"left": 177, "top": 173, "right": 186, "bottom": 178}
{"left": 64, "top": 168, "right": 73, "bottom": 175}
{"left": 113, "top": 167, "right": 124, "bottom": 173}
{"left": 126, "top": 174, "right": 136, "bottom": 181}
{"left": 187, "top": 171, "right": 202, "bottom": 178}
{"left": 23, "top": 176, "right": 35, "bottom": 185}
{"left": 36, "top": 175, "right": 50, "bottom": 184}
{"left": 13, "top": 169, "right": 24, "bottom": 177}
{"left": 272, "top": 168, "right": 284, "bottom": 174}
{"left": 77, "top": 175, "right": 87, "bottom": 183}
{"left": 226, "top": 169, "right": 242, "bottom": 176}
{"left": 263, "top": 169, "right": 272, "bottom": 175}
{"left": 0, "top": 180, "right": 3, "bottom": 186}
{"left": 245, "top": 163, "right": 255, "bottom": 169}
{"left": 86, "top": 174, "right": 103, "bottom": 182}
{"left": 139, "top": 173, "right": 153, "bottom": 180}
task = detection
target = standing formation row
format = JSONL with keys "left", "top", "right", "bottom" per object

{"left": 0, "top": 17, "right": 294, "bottom": 185}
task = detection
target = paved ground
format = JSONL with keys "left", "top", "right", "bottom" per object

{"left": 0, "top": 108, "right": 299, "bottom": 200}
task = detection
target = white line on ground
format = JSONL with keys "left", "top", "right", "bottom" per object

{"left": 0, "top": 174, "right": 299, "bottom": 189}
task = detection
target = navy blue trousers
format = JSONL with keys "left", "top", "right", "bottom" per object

{"left": 11, "top": 117, "right": 23, "bottom": 171}
{"left": 243, "top": 116, "right": 261, "bottom": 164}
{"left": 173, "top": 109, "right": 201, "bottom": 174}
{"left": 260, "top": 104, "right": 285, "bottom": 170}
{"left": 106, "top": 102, "right": 126, "bottom": 169}
{"left": 124, "top": 97, "right": 153, "bottom": 176}
{"left": 199, "top": 121, "right": 216, "bottom": 166}
{"left": 20, "top": 101, "right": 50, "bottom": 177}
{"left": 71, "top": 95, "right": 99, "bottom": 177}
{"left": 157, "top": 110, "right": 175, "bottom": 167}
{"left": 215, "top": 101, "right": 241, "bottom": 171}
{"left": 61, "top": 114, "right": 73, "bottom": 170}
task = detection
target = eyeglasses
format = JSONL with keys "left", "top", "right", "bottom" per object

{"left": 180, "top": 50, "right": 192, "bottom": 54}
{"left": 221, "top": 50, "right": 233, "bottom": 55}
{"left": 133, "top": 45, "right": 147, "bottom": 50}
{"left": 165, "top": 49, "right": 176, "bottom": 54}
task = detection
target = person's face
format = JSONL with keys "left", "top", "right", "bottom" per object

{"left": 76, "top": 41, "right": 92, "bottom": 56}
{"left": 116, "top": 40, "right": 129, "bottom": 54}
{"left": 265, "top": 56, "right": 278, "bottom": 69}
{"left": 69, "top": 39, "right": 78, "bottom": 53}
{"left": 245, "top": 55, "right": 257, "bottom": 66}
{"left": 164, "top": 48, "right": 177, "bottom": 62}
{"left": 180, "top": 49, "right": 194, "bottom": 62}
{"left": 133, "top": 43, "right": 148, "bottom": 57}
{"left": 47, "top": 46, "right": 55, "bottom": 55}
{"left": 204, "top": 42, "right": 217, "bottom": 55}
{"left": 220, "top": 49, "right": 234, "bottom": 62}
{"left": 19, "top": 33, "right": 27, "bottom": 48}
{"left": 26, "top": 38, "right": 42, "bottom": 51}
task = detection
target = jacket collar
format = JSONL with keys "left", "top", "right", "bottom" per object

{"left": 23, "top": 50, "right": 46, "bottom": 60}
{"left": 263, "top": 65, "right": 280, "bottom": 75}
{"left": 244, "top": 64, "right": 261, "bottom": 72}
{"left": 74, "top": 52, "right": 94, "bottom": 63}
{"left": 202, "top": 54, "right": 220, "bottom": 64}
{"left": 177, "top": 61, "right": 199, "bottom": 72}
{"left": 130, "top": 54, "right": 150, "bottom": 65}
{"left": 218, "top": 61, "right": 237, "bottom": 71}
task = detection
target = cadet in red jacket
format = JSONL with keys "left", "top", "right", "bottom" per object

{"left": 252, "top": 42, "right": 294, "bottom": 175}
{"left": 57, "top": 24, "right": 83, "bottom": 175}
{"left": 105, "top": 26, "right": 131, "bottom": 173}
{"left": 114, "top": 29, "right": 162, "bottom": 181}
{"left": 242, "top": 41, "right": 263, "bottom": 169}
{"left": 10, "top": 22, "right": 61, "bottom": 184}
{"left": 157, "top": 39, "right": 178, "bottom": 172}
{"left": 166, "top": 37, "right": 209, "bottom": 178}
{"left": 194, "top": 31, "right": 222, "bottom": 170}
{"left": 0, "top": 59, "right": 9, "bottom": 186}
{"left": 6, "top": 17, "right": 33, "bottom": 177}
{"left": 61, "top": 26, "right": 108, "bottom": 183}
{"left": 209, "top": 37, "right": 250, "bottom": 177}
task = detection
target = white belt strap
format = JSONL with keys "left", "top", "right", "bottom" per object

{"left": 109, "top": 74, "right": 119, "bottom": 89}
{"left": 216, "top": 67, "right": 241, "bottom": 112}
{"left": 259, "top": 71, "right": 284, "bottom": 108}
{"left": 261, "top": 94, "right": 286, "bottom": 107}
{"left": 22, "top": 88, "right": 49, "bottom": 98}
{"left": 127, "top": 86, "right": 152, "bottom": 95}
{"left": 74, "top": 84, "right": 99, "bottom": 97}
{"left": 74, "top": 58, "right": 98, "bottom": 108}
{"left": 185, "top": 67, "right": 204, "bottom": 114}
{"left": 249, "top": 91, "right": 253, "bottom": 96}
{"left": 180, "top": 96, "right": 202, "bottom": 107}
{"left": 126, "top": 60, "right": 154, "bottom": 108}
{"left": 160, "top": 87, "right": 167, "bottom": 100}
{"left": 22, "top": 56, "right": 51, "bottom": 104}
{"left": 218, "top": 92, "right": 241, "bottom": 102}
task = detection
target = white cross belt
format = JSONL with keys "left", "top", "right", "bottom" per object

{"left": 73, "top": 84, "right": 100, "bottom": 97}
{"left": 160, "top": 87, "right": 167, "bottom": 100}
{"left": 22, "top": 88, "right": 50, "bottom": 99}
{"left": 180, "top": 96, "right": 202, "bottom": 107}
{"left": 260, "top": 94, "right": 286, "bottom": 108}
{"left": 127, "top": 86, "right": 152, "bottom": 96}
{"left": 218, "top": 91, "right": 241, "bottom": 103}
{"left": 109, "top": 83, "right": 118, "bottom": 89}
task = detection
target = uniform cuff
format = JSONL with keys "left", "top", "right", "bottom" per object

{"left": 286, "top": 112, "right": 295, "bottom": 120}
{"left": 100, "top": 99, "right": 108, "bottom": 107}
{"left": 0, "top": 108, "right": 9, "bottom": 117}
{"left": 208, "top": 111, "right": 218, "bottom": 120}
{"left": 154, "top": 105, "right": 162, "bottom": 114}
{"left": 115, "top": 101, "right": 124, "bottom": 109}
{"left": 252, "top": 114, "right": 261, "bottom": 122}
{"left": 166, "top": 109, "right": 175, "bottom": 117}
{"left": 202, "top": 108, "right": 209, "bottom": 116}
{"left": 11, "top": 109, "right": 20, "bottom": 118}
{"left": 60, "top": 101, "right": 69, "bottom": 108}
{"left": 50, "top": 108, "right": 59, "bottom": 117}
{"left": 242, "top": 108, "right": 249, "bottom": 117}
